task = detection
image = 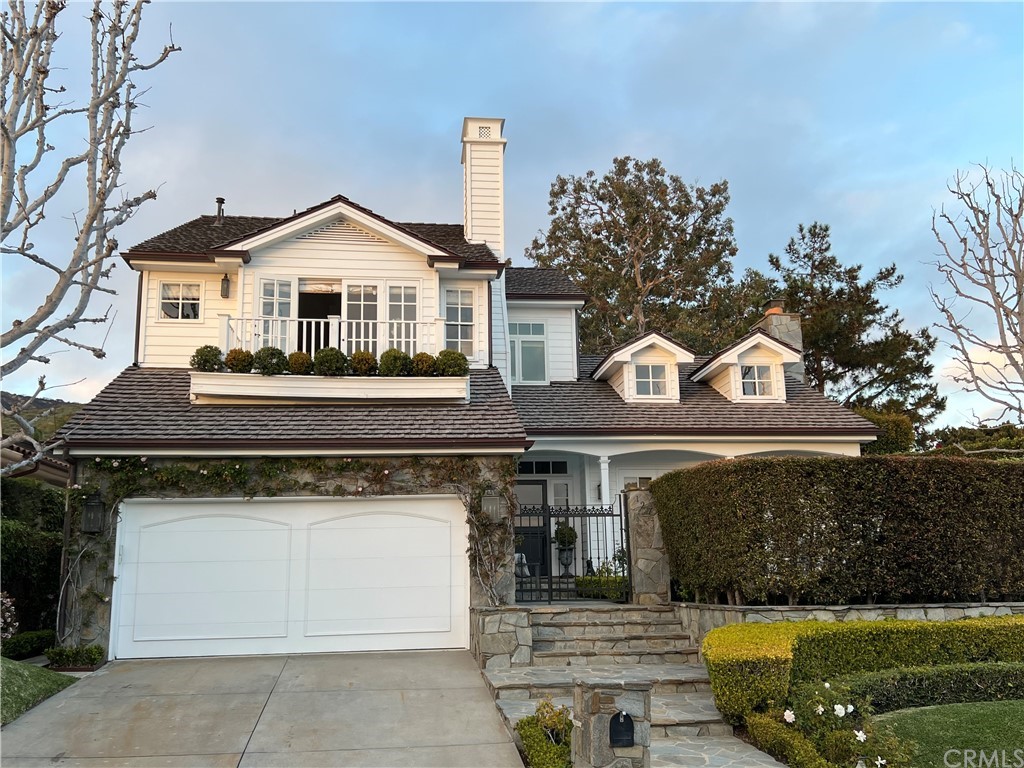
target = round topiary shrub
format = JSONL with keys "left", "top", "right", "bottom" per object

{"left": 349, "top": 349, "right": 378, "bottom": 376}
{"left": 313, "top": 347, "right": 347, "bottom": 376}
{"left": 252, "top": 346, "right": 288, "bottom": 376}
{"left": 435, "top": 349, "right": 469, "bottom": 376}
{"left": 411, "top": 352, "right": 436, "bottom": 377}
{"left": 224, "top": 348, "right": 254, "bottom": 374}
{"left": 379, "top": 348, "right": 413, "bottom": 377}
{"left": 189, "top": 345, "right": 223, "bottom": 372}
{"left": 288, "top": 351, "right": 313, "bottom": 375}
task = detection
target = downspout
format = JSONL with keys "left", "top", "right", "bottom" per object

{"left": 132, "top": 271, "right": 143, "bottom": 365}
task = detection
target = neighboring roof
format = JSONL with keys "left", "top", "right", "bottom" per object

{"left": 1, "top": 443, "right": 72, "bottom": 486}
{"left": 510, "top": 355, "right": 878, "bottom": 437}
{"left": 591, "top": 330, "right": 696, "bottom": 381}
{"left": 59, "top": 367, "right": 529, "bottom": 452}
{"left": 689, "top": 328, "right": 803, "bottom": 381}
{"left": 504, "top": 268, "right": 588, "bottom": 300}
{"left": 125, "top": 195, "right": 498, "bottom": 265}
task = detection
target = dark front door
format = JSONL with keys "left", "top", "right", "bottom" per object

{"left": 514, "top": 480, "right": 548, "bottom": 585}
{"left": 297, "top": 292, "right": 342, "bottom": 355}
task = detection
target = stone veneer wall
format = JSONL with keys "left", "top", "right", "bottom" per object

{"left": 625, "top": 490, "right": 670, "bottom": 605}
{"left": 470, "top": 606, "right": 533, "bottom": 669}
{"left": 572, "top": 679, "right": 652, "bottom": 768}
{"left": 677, "top": 601, "right": 1024, "bottom": 648}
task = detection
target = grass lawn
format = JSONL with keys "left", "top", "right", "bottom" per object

{"left": 877, "top": 700, "right": 1024, "bottom": 768}
{"left": 0, "top": 656, "right": 76, "bottom": 725}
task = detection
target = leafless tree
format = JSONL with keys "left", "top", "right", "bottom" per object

{"left": 931, "top": 165, "right": 1024, "bottom": 425}
{"left": 1, "top": 0, "right": 178, "bottom": 475}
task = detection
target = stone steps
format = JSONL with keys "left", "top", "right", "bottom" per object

{"left": 482, "top": 662, "right": 711, "bottom": 701}
{"left": 533, "top": 631, "right": 694, "bottom": 652}
{"left": 532, "top": 647, "right": 701, "bottom": 666}
{"left": 533, "top": 619, "right": 687, "bottom": 639}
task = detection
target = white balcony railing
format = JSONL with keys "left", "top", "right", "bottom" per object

{"left": 219, "top": 316, "right": 442, "bottom": 358}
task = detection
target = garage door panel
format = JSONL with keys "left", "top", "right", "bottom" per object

{"left": 113, "top": 497, "right": 469, "bottom": 658}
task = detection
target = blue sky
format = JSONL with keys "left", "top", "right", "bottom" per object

{"left": 3, "top": 1, "right": 1022, "bottom": 426}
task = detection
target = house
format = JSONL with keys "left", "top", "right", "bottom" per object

{"left": 56, "top": 117, "right": 876, "bottom": 660}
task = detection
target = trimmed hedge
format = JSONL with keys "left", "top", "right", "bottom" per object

{"left": 1, "top": 630, "right": 56, "bottom": 660}
{"left": 745, "top": 711, "right": 831, "bottom": 768}
{"left": 0, "top": 519, "right": 62, "bottom": 632}
{"left": 45, "top": 644, "right": 104, "bottom": 668}
{"left": 652, "top": 456, "right": 1024, "bottom": 605}
{"left": 703, "top": 616, "right": 1024, "bottom": 722}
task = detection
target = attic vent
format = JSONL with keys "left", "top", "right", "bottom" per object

{"left": 478, "top": 126, "right": 492, "bottom": 139}
{"left": 298, "top": 220, "right": 386, "bottom": 245}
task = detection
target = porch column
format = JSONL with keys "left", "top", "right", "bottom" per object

{"left": 599, "top": 456, "right": 611, "bottom": 505}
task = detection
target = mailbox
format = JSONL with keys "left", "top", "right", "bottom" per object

{"left": 609, "top": 710, "right": 634, "bottom": 747}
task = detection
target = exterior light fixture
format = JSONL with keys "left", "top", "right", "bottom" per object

{"left": 481, "top": 487, "right": 501, "bottom": 518}
{"left": 220, "top": 274, "right": 231, "bottom": 299}
{"left": 82, "top": 493, "right": 105, "bottom": 534}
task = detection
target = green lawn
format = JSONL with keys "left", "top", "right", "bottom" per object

{"left": 877, "top": 700, "right": 1024, "bottom": 768}
{"left": 0, "top": 656, "right": 76, "bottom": 724}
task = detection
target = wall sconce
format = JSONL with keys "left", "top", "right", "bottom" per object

{"left": 81, "top": 493, "right": 105, "bottom": 534}
{"left": 481, "top": 487, "right": 501, "bottom": 518}
{"left": 220, "top": 274, "right": 230, "bottom": 299}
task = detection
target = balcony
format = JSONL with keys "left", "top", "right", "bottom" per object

{"left": 218, "top": 315, "right": 445, "bottom": 358}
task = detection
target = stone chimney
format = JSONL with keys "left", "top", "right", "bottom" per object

{"left": 753, "top": 299, "right": 805, "bottom": 382}
{"left": 461, "top": 117, "right": 506, "bottom": 260}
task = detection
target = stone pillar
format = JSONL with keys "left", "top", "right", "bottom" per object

{"left": 626, "top": 490, "right": 670, "bottom": 605}
{"left": 469, "top": 607, "right": 532, "bottom": 669}
{"left": 572, "top": 679, "right": 651, "bottom": 768}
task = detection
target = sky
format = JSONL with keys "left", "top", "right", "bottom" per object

{"left": 2, "top": 0, "right": 1022, "bottom": 427}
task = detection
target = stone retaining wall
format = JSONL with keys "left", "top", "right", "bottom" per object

{"left": 677, "top": 601, "right": 1024, "bottom": 647}
{"left": 470, "top": 606, "right": 532, "bottom": 669}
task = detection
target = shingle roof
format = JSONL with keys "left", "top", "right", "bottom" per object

{"left": 130, "top": 215, "right": 283, "bottom": 253}
{"left": 509, "top": 355, "right": 877, "bottom": 436}
{"left": 60, "top": 367, "right": 529, "bottom": 451}
{"left": 505, "top": 268, "right": 588, "bottom": 299}
{"left": 396, "top": 223, "right": 496, "bottom": 262}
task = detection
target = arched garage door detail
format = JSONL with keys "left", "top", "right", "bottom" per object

{"left": 112, "top": 497, "right": 469, "bottom": 659}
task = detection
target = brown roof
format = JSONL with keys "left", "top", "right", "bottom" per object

{"left": 510, "top": 355, "right": 878, "bottom": 437}
{"left": 397, "top": 223, "right": 496, "bottom": 262}
{"left": 60, "top": 367, "right": 529, "bottom": 452}
{"left": 505, "top": 268, "right": 588, "bottom": 300}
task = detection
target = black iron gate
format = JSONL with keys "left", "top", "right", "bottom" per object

{"left": 513, "top": 497, "right": 631, "bottom": 603}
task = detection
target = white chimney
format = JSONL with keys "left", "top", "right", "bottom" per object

{"left": 461, "top": 117, "right": 506, "bottom": 260}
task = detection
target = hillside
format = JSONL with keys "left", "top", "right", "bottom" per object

{"left": 1, "top": 392, "right": 82, "bottom": 443}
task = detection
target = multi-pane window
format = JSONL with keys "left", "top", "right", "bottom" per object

{"left": 259, "top": 279, "right": 292, "bottom": 348}
{"left": 509, "top": 322, "right": 546, "bottom": 383}
{"left": 622, "top": 476, "right": 653, "bottom": 491}
{"left": 445, "top": 289, "right": 474, "bottom": 356}
{"left": 160, "top": 282, "right": 201, "bottom": 320}
{"left": 388, "top": 286, "right": 417, "bottom": 355}
{"left": 346, "top": 284, "right": 378, "bottom": 355}
{"left": 741, "top": 365, "right": 774, "bottom": 397}
{"left": 635, "top": 364, "right": 667, "bottom": 396}
{"left": 517, "top": 460, "right": 569, "bottom": 475}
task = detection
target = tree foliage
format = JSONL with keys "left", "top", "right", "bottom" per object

{"left": 526, "top": 157, "right": 764, "bottom": 353}
{"left": 1, "top": 0, "right": 179, "bottom": 475}
{"left": 768, "top": 222, "right": 944, "bottom": 427}
{"left": 930, "top": 165, "right": 1023, "bottom": 425}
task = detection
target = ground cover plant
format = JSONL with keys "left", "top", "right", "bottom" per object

{"left": 514, "top": 697, "right": 572, "bottom": 768}
{"left": 0, "top": 656, "right": 74, "bottom": 724}
{"left": 877, "top": 700, "right": 1024, "bottom": 768}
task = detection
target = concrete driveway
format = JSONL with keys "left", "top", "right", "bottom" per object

{"left": 1, "top": 651, "right": 524, "bottom": 767}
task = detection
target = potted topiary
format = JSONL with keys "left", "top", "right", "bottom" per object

{"left": 349, "top": 349, "right": 378, "bottom": 376}
{"left": 224, "top": 347, "right": 254, "bottom": 373}
{"left": 189, "top": 345, "right": 223, "bottom": 372}
{"left": 288, "top": 351, "right": 313, "bottom": 375}
{"left": 313, "top": 347, "right": 347, "bottom": 376}
{"left": 379, "top": 348, "right": 413, "bottom": 376}
{"left": 252, "top": 346, "right": 288, "bottom": 376}
{"left": 435, "top": 349, "right": 469, "bottom": 376}
{"left": 554, "top": 519, "right": 577, "bottom": 577}
{"left": 411, "top": 352, "right": 436, "bottom": 377}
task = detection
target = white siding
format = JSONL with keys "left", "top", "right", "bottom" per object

{"left": 438, "top": 278, "right": 491, "bottom": 367}
{"left": 491, "top": 273, "right": 510, "bottom": 387}
{"left": 140, "top": 272, "right": 233, "bottom": 368}
{"left": 462, "top": 128, "right": 504, "bottom": 257}
{"left": 709, "top": 368, "right": 734, "bottom": 400}
{"left": 507, "top": 304, "right": 577, "bottom": 382}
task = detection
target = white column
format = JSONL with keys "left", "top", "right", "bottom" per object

{"left": 599, "top": 456, "right": 615, "bottom": 563}
{"left": 599, "top": 456, "right": 611, "bottom": 506}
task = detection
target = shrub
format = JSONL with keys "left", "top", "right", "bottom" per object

{"left": 854, "top": 408, "right": 915, "bottom": 454}
{"left": 554, "top": 519, "right": 577, "bottom": 548}
{"left": 652, "top": 456, "right": 1024, "bottom": 605}
{"left": 45, "top": 644, "right": 104, "bottom": 668}
{"left": 189, "top": 345, "right": 223, "bottom": 372}
{"left": 349, "top": 349, "right": 378, "bottom": 376}
{"left": 514, "top": 698, "right": 572, "bottom": 768}
{"left": 1, "top": 593, "right": 17, "bottom": 641}
{"left": 224, "top": 347, "right": 254, "bottom": 373}
{"left": 745, "top": 712, "right": 831, "bottom": 768}
{"left": 575, "top": 573, "right": 628, "bottom": 601}
{"left": 0, "top": 520, "right": 62, "bottom": 632}
{"left": 252, "top": 346, "right": 288, "bottom": 376}
{"left": 288, "top": 351, "right": 313, "bottom": 375}
{"left": 313, "top": 347, "right": 347, "bottom": 376}
{"left": 411, "top": 352, "right": 436, "bottom": 376}
{"left": 379, "top": 348, "right": 413, "bottom": 377}
{"left": 1, "top": 629, "right": 56, "bottom": 660}
{"left": 435, "top": 349, "right": 469, "bottom": 376}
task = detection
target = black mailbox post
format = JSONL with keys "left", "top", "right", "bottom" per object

{"left": 609, "top": 710, "right": 634, "bottom": 747}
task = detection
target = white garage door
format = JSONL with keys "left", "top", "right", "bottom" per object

{"left": 111, "top": 496, "right": 469, "bottom": 659}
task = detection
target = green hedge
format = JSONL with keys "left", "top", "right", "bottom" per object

{"left": 652, "top": 456, "right": 1024, "bottom": 604}
{"left": 45, "top": 644, "right": 104, "bottom": 668}
{"left": 745, "top": 711, "right": 832, "bottom": 768}
{"left": 1, "top": 630, "right": 56, "bottom": 660}
{"left": 703, "top": 616, "right": 1024, "bottom": 722}
{"left": 514, "top": 714, "right": 571, "bottom": 768}
{"left": 814, "top": 662, "right": 1024, "bottom": 714}
{"left": 0, "top": 519, "right": 62, "bottom": 632}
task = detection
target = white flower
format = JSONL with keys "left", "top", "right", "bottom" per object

{"left": 140, "top": 457, "right": 147, "bottom": 463}
{"left": 357, "top": 487, "right": 363, "bottom": 492}
{"left": 834, "top": 704, "right": 846, "bottom": 718}
{"left": 783, "top": 709, "right": 795, "bottom": 723}
{"left": 847, "top": 704, "right": 855, "bottom": 714}
{"left": 824, "top": 682, "right": 831, "bottom": 690}
{"left": 815, "top": 705, "right": 825, "bottom": 715}
{"left": 855, "top": 730, "right": 867, "bottom": 743}
{"left": 384, "top": 469, "right": 389, "bottom": 474}
{"left": 111, "top": 460, "right": 120, "bottom": 468}
{"left": 72, "top": 484, "right": 82, "bottom": 490}
{"left": 95, "top": 457, "right": 101, "bottom": 463}
{"left": 875, "top": 758, "right": 887, "bottom": 767}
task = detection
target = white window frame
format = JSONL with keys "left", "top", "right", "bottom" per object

{"left": 255, "top": 276, "right": 297, "bottom": 350}
{"left": 343, "top": 281, "right": 382, "bottom": 355}
{"left": 385, "top": 282, "right": 419, "bottom": 355}
{"left": 509, "top": 321, "right": 548, "bottom": 385}
{"left": 444, "top": 287, "right": 475, "bottom": 358}
{"left": 634, "top": 363, "right": 668, "bottom": 398}
{"left": 739, "top": 363, "right": 776, "bottom": 399}
{"left": 158, "top": 281, "right": 203, "bottom": 323}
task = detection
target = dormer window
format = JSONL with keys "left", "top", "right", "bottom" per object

{"left": 741, "top": 365, "right": 774, "bottom": 397}
{"left": 635, "top": 364, "right": 667, "bottom": 396}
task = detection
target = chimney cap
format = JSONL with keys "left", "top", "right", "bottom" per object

{"left": 762, "top": 298, "right": 786, "bottom": 315}
{"left": 214, "top": 197, "right": 225, "bottom": 225}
